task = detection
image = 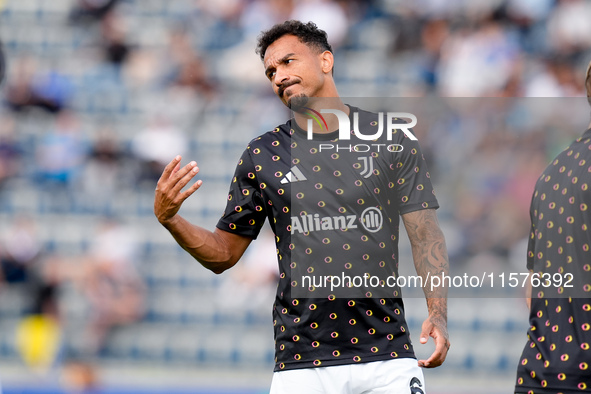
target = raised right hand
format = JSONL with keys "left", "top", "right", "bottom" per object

{"left": 154, "top": 156, "right": 202, "bottom": 224}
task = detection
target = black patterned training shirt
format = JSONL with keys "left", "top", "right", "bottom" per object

{"left": 217, "top": 106, "right": 439, "bottom": 371}
{"left": 515, "top": 128, "right": 591, "bottom": 393}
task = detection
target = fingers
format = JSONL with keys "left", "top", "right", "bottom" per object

{"left": 158, "top": 157, "right": 199, "bottom": 193}
{"left": 417, "top": 318, "right": 449, "bottom": 368}
{"left": 172, "top": 162, "right": 181, "bottom": 176}
{"left": 170, "top": 162, "right": 199, "bottom": 195}
{"left": 417, "top": 319, "right": 434, "bottom": 367}
{"left": 180, "top": 178, "right": 203, "bottom": 201}
{"left": 420, "top": 334, "right": 449, "bottom": 368}
{"left": 154, "top": 156, "right": 202, "bottom": 224}
{"left": 419, "top": 319, "right": 431, "bottom": 345}
{"left": 161, "top": 155, "right": 182, "bottom": 181}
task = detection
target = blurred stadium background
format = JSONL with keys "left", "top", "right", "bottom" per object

{"left": 0, "top": 0, "right": 590, "bottom": 393}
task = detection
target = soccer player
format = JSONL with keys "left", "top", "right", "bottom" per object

{"left": 514, "top": 61, "right": 591, "bottom": 393}
{"left": 154, "top": 21, "right": 449, "bottom": 393}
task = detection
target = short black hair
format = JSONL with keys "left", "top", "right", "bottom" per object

{"left": 256, "top": 20, "right": 332, "bottom": 61}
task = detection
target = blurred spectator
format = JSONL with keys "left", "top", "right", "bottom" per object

{"left": 506, "top": 0, "right": 554, "bottom": 23}
{"left": 5, "top": 57, "right": 40, "bottom": 112}
{"left": 0, "top": 113, "right": 21, "bottom": 190}
{"left": 525, "top": 57, "right": 586, "bottom": 97}
{"left": 35, "top": 111, "right": 87, "bottom": 211}
{"left": 122, "top": 48, "right": 160, "bottom": 88}
{"left": 437, "top": 15, "right": 520, "bottom": 96}
{"left": 170, "top": 56, "right": 216, "bottom": 96}
{"left": 0, "top": 214, "right": 61, "bottom": 375}
{"left": 546, "top": 0, "right": 591, "bottom": 57}
{"left": 505, "top": 0, "right": 553, "bottom": 54}
{"left": 69, "top": 0, "right": 119, "bottom": 24}
{"left": 5, "top": 57, "right": 71, "bottom": 114}
{"left": 130, "top": 114, "right": 188, "bottom": 186}
{"left": 162, "top": 28, "right": 217, "bottom": 97}
{"left": 76, "top": 218, "right": 145, "bottom": 355}
{"left": 0, "top": 215, "right": 42, "bottom": 286}
{"left": 79, "top": 128, "right": 125, "bottom": 213}
{"left": 192, "top": 0, "right": 244, "bottom": 49}
{"left": 99, "top": 10, "right": 133, "bottom": 67}
{"left": 415, "top": 19, "right": 450, "bottom": 91}
{"left": 240, "top": 0, "right": 295, "bottom": 39}
{"left": 290, "top": 0, "right": 349, "bottom": 48}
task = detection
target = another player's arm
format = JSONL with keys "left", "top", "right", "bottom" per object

{"left": 154, "top": 156, "right": 252, "bottom": 274}
{"left": 402, "top": 208, "right": 450, "bottom": 368}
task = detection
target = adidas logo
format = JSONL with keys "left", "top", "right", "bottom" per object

{"left": 281, "top": 166, "right": 307, "bottom": 184}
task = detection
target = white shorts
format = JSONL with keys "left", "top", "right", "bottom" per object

{"left": 269, "top": 358, "right": 426, "bottom": 394}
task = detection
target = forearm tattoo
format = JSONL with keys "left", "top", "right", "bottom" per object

{"left": 403, "top": 209, "right": 449, "bottom": 323}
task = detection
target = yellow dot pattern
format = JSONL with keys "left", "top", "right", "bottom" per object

{"left": 516, "top": 130, "right": 591, "bottom": 392}
{"left": 217, "top": 107, "right": 438, "bottom": 371}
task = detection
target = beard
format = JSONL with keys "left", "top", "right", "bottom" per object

{"left": 278, "top": 78, "right": 306, "bottom": 109}
{"left": 287, "top": 93, "right": 309, "bottom": 113}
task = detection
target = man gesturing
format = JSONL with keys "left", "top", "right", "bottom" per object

{"left": 155, "top": 20, "right": 449, "bottom": 394}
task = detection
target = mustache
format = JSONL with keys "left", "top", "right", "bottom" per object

{"left": 278, "top": 78, "right": 301, "bottom": 97}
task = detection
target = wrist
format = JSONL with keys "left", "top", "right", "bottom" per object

{"left": 428, "top": 312, "right": 447, "bottom": 325}
{"left": 159, "top": 214, "right": 181, "bottom": 228}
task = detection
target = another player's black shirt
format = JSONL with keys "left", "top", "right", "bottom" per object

{"left": 515, "top": 129, "right": 591, "bottom": 393}
{"left": 217, "top": 106, "right": 439, "bottom": 371}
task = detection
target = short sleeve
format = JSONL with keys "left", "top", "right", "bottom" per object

{"left": 391, "top": 136, "right": 439, "bottom": 215}
{"left": 216, "top": 147, "right": 266, "bottom": 239}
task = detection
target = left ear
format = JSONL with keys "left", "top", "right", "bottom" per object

{"left": 320, "top": 51, "right": 334, "bottom": 74}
